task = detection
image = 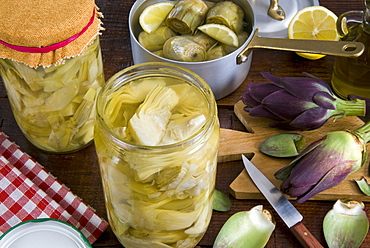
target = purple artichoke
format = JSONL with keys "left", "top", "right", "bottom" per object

{"left": 242, "top": 72, "right": 370, "bottom": 130}
{"left": 275, "top": 121, "right": 370, "bottom": 203}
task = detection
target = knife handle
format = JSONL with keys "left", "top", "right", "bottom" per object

{"left": 290, "top": 222, "right": 324, "bottom": 248}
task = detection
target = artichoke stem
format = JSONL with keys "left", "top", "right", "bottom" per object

{"left": 353, "top": 121, "right": 370, "bottom": 143}
{"left": 334, "top": 97, "right": 366, "bottom": 117}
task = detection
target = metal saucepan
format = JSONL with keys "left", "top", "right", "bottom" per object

{"left": 129, "top": 0, "right": 364, "bottom": 100}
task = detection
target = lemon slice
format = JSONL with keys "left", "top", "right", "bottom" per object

{"left": 139, "top": 2, "right": 175, "bottom": 34}
{"left": 198, "top": 24, "right": 239, "bottom": 47}
{"left": 288, "top": 6, "right": 339, "bottom": 60}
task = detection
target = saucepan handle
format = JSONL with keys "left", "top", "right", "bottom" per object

{"left": 237, "top": 29, "right": 365, "bottom": 64}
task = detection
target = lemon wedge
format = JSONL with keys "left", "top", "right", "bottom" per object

{"left": 139, "top": 2, "right": 175, "bottom": 34}
{"left": 288, "top": 6, "right": 339, "bottom": 60}
{"left": 198, "top": 23, "right": 239, "bottom": 47}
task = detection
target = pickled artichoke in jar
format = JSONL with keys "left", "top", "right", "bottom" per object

{"left": 95, "top": 64, "right": 219, "bottom": 248}
{"left": 163, "top": 36, "right": 206, "bottom": 62}
{"left": 0, "top": 38, "right": 105, "bottom": 153}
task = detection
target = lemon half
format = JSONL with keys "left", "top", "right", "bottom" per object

{"left": 288, "top": 6, "right": 339, "bottom": 60}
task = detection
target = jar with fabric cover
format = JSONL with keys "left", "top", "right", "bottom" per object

{"left": 0, "top": 0, "right": 105, "bottom": 153}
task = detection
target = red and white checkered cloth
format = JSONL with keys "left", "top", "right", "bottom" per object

{"left": 0, "top": 130, "right": 109, "bottom": 244}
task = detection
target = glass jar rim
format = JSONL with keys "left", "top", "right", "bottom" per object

{"left": 96, "top": 62, "right": 218, "bottom": 150}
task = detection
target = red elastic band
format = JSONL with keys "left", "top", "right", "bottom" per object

{"left": 0, "top": 9, "right": 96, "bottom": 54}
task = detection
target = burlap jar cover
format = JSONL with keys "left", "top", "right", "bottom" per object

{"left": 0, "top": 0, "right": 104, "bottom": 68}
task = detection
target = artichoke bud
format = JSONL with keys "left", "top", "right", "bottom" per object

{"left": 243, "top": 72, "right": 370, "bottom": 130}
{"left": 206, "top": 1, "right": 245, "bottom": 34}
{"left": 214, "top": 205, "right": 275, "bottom": 248}
{"left": 165, "top": 0, "right": 209, "bottom": 34}
{"left": 163, "top": 36, "right": 206, "bottom": 62}
{"left": 138, "top": 26, "right": 176, "bottom": 52}
{"left": 323, "top": 199, "right": 369, "bottom": 248}
{"left": 275, "top": 130, "right": 366, "bottom": 203}
{"left": 260, "top": 133, "right": 305, "bottom": 157}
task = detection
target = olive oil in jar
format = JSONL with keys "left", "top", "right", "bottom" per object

{"left": 331, "top": 3, "right": 370, "bottom": 99}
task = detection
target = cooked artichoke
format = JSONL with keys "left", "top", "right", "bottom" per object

{"left": 206, "top": 1, "right": 245, "bottom": 34}
{"left": 138, "top": 26, "right": 176, "bottom": 52}
{"left": 184, "top": 32, "right": 217, "bottom": 50}
{"left": 165, "top": 0, "right": 209, "bottom": 34}
{"left": 206, "top": 45, "right": 226, "bottom": 61}
{"left": 163, "top": 36, "right": 206, "bottom": 62}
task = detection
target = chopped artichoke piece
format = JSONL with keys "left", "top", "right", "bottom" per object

{"left": 163, "top": 36, "right": 206, "bottom": 62}
{"left": 128, "top": 85, "right": 179, "bottom": 146}
{"left": 160, "top": 114, "right": 206, "bottom": 145}
{"left": 165, "top": 0, "right": 209, "bottom": 34}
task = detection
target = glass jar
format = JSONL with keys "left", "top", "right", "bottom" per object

{"left": 95, "top": 62, "right": 219, "bottom": 248}
{"left": 0, "top": 38, "right": 104, "bottom": 153}
{"left": 331, "top": 1, "right": 370, "bottom": 99}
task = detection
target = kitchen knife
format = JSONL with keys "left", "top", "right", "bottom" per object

{"left": 242, "top": 154, "right": 324, "bottom": 248}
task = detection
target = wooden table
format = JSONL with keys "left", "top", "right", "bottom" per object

{"left": 1, "top": 0, "right": 369, "bottom": 247}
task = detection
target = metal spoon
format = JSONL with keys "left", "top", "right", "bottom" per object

{"left": 268, "top": 0, "right": 286, "bottom": 21}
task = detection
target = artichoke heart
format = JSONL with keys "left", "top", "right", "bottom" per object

{"left": 206, "top": 45, "right": 226, "bottom": 61}
{"left": 165, "top": 0, "right": 209, "bottom": 34}
{"left": 163, "top": 36, "right": 206, "bottom": 62}
{"left": 323, "top": 199, "right": 369, "bottom": 248}
{"left": 214, "top": 205, "right": 275, "bottom": 248}
{"left": 128, "top": 85, "right": 179, "bottom": 146}
{"left": 206, "top": 1, "right": 245, "bottom": 34}
{"left": 139, "top": 26, "right": 176, "bottom": 52}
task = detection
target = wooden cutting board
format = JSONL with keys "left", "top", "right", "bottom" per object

{"left": 218, "top": 100, "right": 370, "bottom": 202}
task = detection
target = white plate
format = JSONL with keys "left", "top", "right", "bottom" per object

{"left": 249, "top": 0, "right": 320, "bottom": 38}
{"left": 0, "top": 219, "right": 91, "bottom": 248}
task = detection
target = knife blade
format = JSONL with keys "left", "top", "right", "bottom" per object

{"left": 242, "top": 155, "right": 323, "bottom": 248}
